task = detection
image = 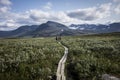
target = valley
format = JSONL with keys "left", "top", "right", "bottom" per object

{"left": 0, "top": 32, "right": 120, "bottom": 80}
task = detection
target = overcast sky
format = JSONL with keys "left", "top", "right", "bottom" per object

{"left": 0, "top": 0, "right": 120, "bottom": 30}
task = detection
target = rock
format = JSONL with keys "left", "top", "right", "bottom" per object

{"left": 102, "top": 74, "right": 120, "bottom": 80}
{"left": 102, "top": 74, "right": 110, "bottom": 80}
{"left": 109, "top": 76, "right": 119, "bottom": 80}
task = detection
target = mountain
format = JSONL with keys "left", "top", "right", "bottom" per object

{"left": 27, "top": 21, "right": 69, "bottom": 37}
{"left": 0, "top": 25, "right": 39, "bottom": 38}
{"left": 69, "top": 22, "right": 120, "bottom": 33}
{"left": 0, "top": 21, "right": 80, "bottom": 38}
{"left": 0, "top": 21, "right": 120, "bottom": 38}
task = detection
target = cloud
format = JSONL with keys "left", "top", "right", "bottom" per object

{"left": 0, "top": 19, "right": 19, "bottom": 30}
{"left": 0, "top": 0, "right": 11, "bottom": 13}
{"left": 67, "top": 3, "right": 111, "bottom": 21}
{"left": 112, "top": 0, "right": 120, "bottom": 15}
{"left": 0, "top": 0, "right": 14, "bottom": 30}
{"left": 0, "top": 0, "right": 11, "bottom": 6}
{"left": 0, "top": 6, "right": 10, "bottom": 13}
{"left": 0, "top": 2, "right": 112, "bottom": 31}
{"left": 29, "top": 9, "right": 50, "bottom": 21}
{"left": 26, "top": 9, "right": 78, "bottom": 25}
{"left": 113, "top": 0, "right": 120, "bottom": 3}
{"left": 0, "top": 7, "right": 78, "bottom": 30}
{"left": 43, "top": 2, "right": 52, "bottom": 10}
{"left": 114, "top": 4, "right": 120, "bottom": 14}
{"left": 67, "top": 8, "right": 97, "bottom": 21}
{"left": 0, "top": 0, "right": 119, "bottom": 31}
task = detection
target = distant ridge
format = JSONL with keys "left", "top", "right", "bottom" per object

{"left": 0, "top": 21, "right": 120, "bottom": 38}
{"left": 69, "top": 22, "right": 120, "bottom": 33}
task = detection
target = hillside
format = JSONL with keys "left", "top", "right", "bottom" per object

{"left": 0, "top": 21, "right": 83, "bottom": 38}
{"left": 0, "top": 21, "right": 120, "bottom": 38}
{"left": 0, "top": 25, "right": 39, "bottom": 38}
{"left": 25, "top": 21, "right": 69, "bottom": 37}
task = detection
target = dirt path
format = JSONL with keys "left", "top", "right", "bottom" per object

{"left": 56, "top": 42, "right": 68, "bottom": 80}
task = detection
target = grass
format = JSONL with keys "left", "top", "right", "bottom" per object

{"left": 0, "top": 32, "right": 120, "bottom": 80}
{"left": 0, "top": 37, "right": 64, "bottom": 80}
{"left": 61, "top": 33, "right": 120, "bottom": 80}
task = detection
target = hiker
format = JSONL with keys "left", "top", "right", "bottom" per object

{"left": 56, "top": 36, "right": 61, "bottom": 41}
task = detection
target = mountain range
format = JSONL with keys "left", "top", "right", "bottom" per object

{"left": 0, "top": 21, "right": 120, "bottom": 38}
{"left": 69, "top": 23, "right": 120, "bottom": 33}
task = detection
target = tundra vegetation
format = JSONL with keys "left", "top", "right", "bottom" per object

{"left": 0, "top": 38, "right": 64, "bottom": 80}
{"left": 61, "top": 33, "right": 120, "bottom": 80}
{"left": 0, "top": 33, "right": 120, "bottom": 80}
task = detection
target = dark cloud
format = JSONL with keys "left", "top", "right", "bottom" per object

{"left": 67, "top": 3, "right": 111, "bottom": 21}
{"left": 67, "top": 9, "right": 98, "bottom": 21}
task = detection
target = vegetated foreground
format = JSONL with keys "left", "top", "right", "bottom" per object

{"left": 61, "top": 33, "right": 120, "bottom": 80}
{"left": 0, "top": 38, "right": 64, "bottom": 80}
{"left": 0, "top": 32, "right": 120, "bottom": 80}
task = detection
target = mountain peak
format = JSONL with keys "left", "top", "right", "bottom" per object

{"left": 0, "top": 22, "right": 120, "bottom": 38}
{"left": 47, "top": 21, "right": 56, "bottom": 24}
